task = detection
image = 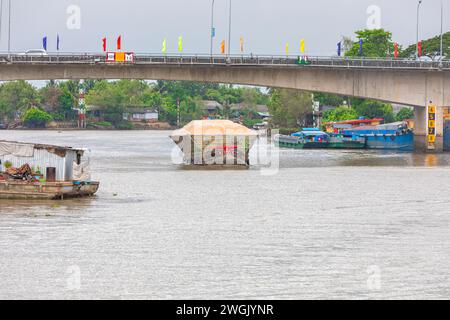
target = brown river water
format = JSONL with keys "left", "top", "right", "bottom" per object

{"left": 1, "top": 130, "right": 450, "bottom": 299}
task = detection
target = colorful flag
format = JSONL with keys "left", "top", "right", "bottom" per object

{"left": 178, "top": 36, "right": 183, "bottom": 52}
{"left": 418, "top": 41, "right": 422, "bottom": 57}
{"left": 394, "top": 42, "right": 399, "bottom": 59}
{"left": 221, "top": 40, "right": 225, "bottom": 54}
{"left": 117, "top": 36, "right": 122, "bottom": 50}
{"left": 359, "top": 39, "right": 363, "bottom": 56}
{"left": 102, "top": 37, "right": 107, "bottom": 52}
{"left": 300, "top": 39, "right": 305, "bottom": 53}
{"left": 337, "top": 42, "right": 341, "bottom": 56}
{"left": 240, "top": 37, "right": 244, "bottom": 53}
{"left": 285, "top": 42, "right": 289, "bottom": 56}
{"left": 43, "top": 36, "right": 47, "bottom": 51}
{"left": 57, "top": 34, "right": 60, "bottom": 51}
{"left": 162, "top": 38, "right": 167, "bottom": 54}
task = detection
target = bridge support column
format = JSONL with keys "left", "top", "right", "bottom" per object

{"left": 414, "top": 105, "right": 445, "bottom": 152}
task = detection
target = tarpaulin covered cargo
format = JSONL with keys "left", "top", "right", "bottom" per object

{"left": 171, "top": 120, "right": 258, "bottom": 166}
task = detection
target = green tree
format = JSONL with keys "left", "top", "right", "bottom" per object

{"left": 353, "top": 100, "right": 394, "bottom": 123}
{"left": 0, "top": 81, "right": 39, "bottom": 121}
{"left": 314, "top": 92, "right": 347, "bottom": 107}
{"left": 322, "top": 106, "right": 359, "bottom": 124}
{"left": 400, "top": 31, "right": 450, "bottom": 59}
{"left": 396, "top": 107, "right": 414, "bottom": 121}
{"left": 22, "top": 107, "right": 53, "bottom": 128}
{"left": 346, "top": 29, "right": 395, "bottom": 58}
{"left": 268, "top": 89, "right": 313, "bottom": 128}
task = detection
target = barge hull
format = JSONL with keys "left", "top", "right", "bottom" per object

{"left": 0, "top": 181, "right": 99, "bottom": 200}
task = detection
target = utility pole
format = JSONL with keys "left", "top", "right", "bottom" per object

{"left": 416, "top": 0, "right": 423, "bottom": 60}
{"left": 210, "top": 0, "right": 215, "bottom": 56}
{"left": 177, "top": 98, "right": 180, "bottom": 127}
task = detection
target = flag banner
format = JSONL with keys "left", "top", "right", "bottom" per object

{"left": 106, "top": 52, "right": 135, "bottom": 63}
{"left": 57, "top": 34, "right": 60, "bottom": 51}
{"left": 102, "top": 37, "right": 107, "bottom": 52}
{"left": 162, "top": 39, "right": 167, "bottom": 54}
{"left": 178, "top": 36, "right": 183, "bottom": 52}
{"left": 418, "top": 41, "right": 423, "bottom": 57}
{"left": 221, "top": 40, "right": 225, "bottom": 54}
{"left": 43, "top": 36, "right": 47, "bottom": 51}
{"left": 117, "top": 36, "right": 122, "bottom": 50}
{"left": 359, "top": 39, "right": 363, "bottom": 56}
{"left": 211, "top": 27, "right": 216, "bottom": 38}
{"left": 240, "top": 37, "right": 244, "bottom": 53}
{"left": 300, "top": 39, "right": 305, "bottom": 53}
{"left": 394, "top": 42, "right": 399, "bottom": 59}
{"left": 285, "top": 42, "right": 289, "bottom": 56}
{"left": 337, "top": 42, "right": 341, "bottom": 56}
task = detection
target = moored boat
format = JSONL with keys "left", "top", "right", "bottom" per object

{"left": 0, "top": 140, "right": 99, "bottom": 199}
{"left": 170, "top": 120, "right": 258, "bottom": 166}
{"left": 343, "top": 122, "right": 414, "bottom": 151}
{"left": 274, "top": 128, "right": 366, "bottom": 149}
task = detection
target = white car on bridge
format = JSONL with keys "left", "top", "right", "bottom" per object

{"left": 19, "top": 49, "right": 48, "bottom": 56}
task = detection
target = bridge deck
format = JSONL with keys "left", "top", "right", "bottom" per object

{"left": 0, "top": 53, "right": 449, "bottom": 70}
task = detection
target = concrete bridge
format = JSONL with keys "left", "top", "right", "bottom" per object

{"left": 1, "top": 53, "right": 449, "bottom": 150}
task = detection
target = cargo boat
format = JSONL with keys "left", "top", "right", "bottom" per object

{"left": 274, "top": 128, "right": 366, "bottom": 149}
{"left": 343, "top": 122, "right": 414, "bottom": 151}
{"left": 171, "top": 120, "right": 258, "bottom": 166}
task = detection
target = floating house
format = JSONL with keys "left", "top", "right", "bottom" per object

{"left": 0, "top": 140, "right": 99, "bottom": 199}
{"left": 171, "top": 120, "right": 258, "bottom": 166}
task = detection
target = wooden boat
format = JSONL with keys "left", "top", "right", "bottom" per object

{"left": 0, "top": 179, "right": 99, "bottom": 200}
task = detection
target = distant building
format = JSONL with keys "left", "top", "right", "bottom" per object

{"left": 202, "top": 100, "right": 223, "bottom": 116}
{"left": 123, "top": 108, "right": 159, "bottom": 122}
{"left": 230, "top": 103, "right": 269, "bottom": 113}
{"left": 86, "top": 105, "right": 159, "bottom": 122}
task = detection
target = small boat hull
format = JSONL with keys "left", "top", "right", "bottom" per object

{"left": 0, "top": 180, "right": 100, "bottom": 200}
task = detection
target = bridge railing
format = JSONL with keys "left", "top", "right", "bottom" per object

{"left": 0, "top": 52, "right": 448, "bottom": 70}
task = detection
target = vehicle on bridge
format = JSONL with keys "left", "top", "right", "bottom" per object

{"left": 19, "top": 49, "right": 48, "bottom": 56}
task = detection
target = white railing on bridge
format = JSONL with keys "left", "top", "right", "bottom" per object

{"left": 0, "top": 52, "right": 448, "bottom": 70}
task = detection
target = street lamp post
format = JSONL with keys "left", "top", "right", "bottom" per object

{"left": 228, "top": 0, "right": 232, "bottom": 56}
{"left": 440, "top": 0, "right": 444, "bottom": 63}
{"left": 210, "top": 0, "right": 215, "bottom": 56}
{"left": 416, "top": 0, "right": 423, "bottom": 60}
{"left": 0, "top": 0, "right": 3, "bottom": 44}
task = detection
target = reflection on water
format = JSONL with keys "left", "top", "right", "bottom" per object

{"left": 1, "top": 130, "right": 450, "bottom": 299}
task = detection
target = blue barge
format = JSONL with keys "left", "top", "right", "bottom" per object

{"left": 342, "top": 122, "right": 414, "bottom": 151}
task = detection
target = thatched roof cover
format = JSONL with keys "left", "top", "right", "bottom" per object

{"left": 171, "top": 120, "right": 258, "bottom": 137}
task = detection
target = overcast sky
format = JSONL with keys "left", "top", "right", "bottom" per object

{"left": 0, "top": 0, "right": 448, "bottom": 55}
